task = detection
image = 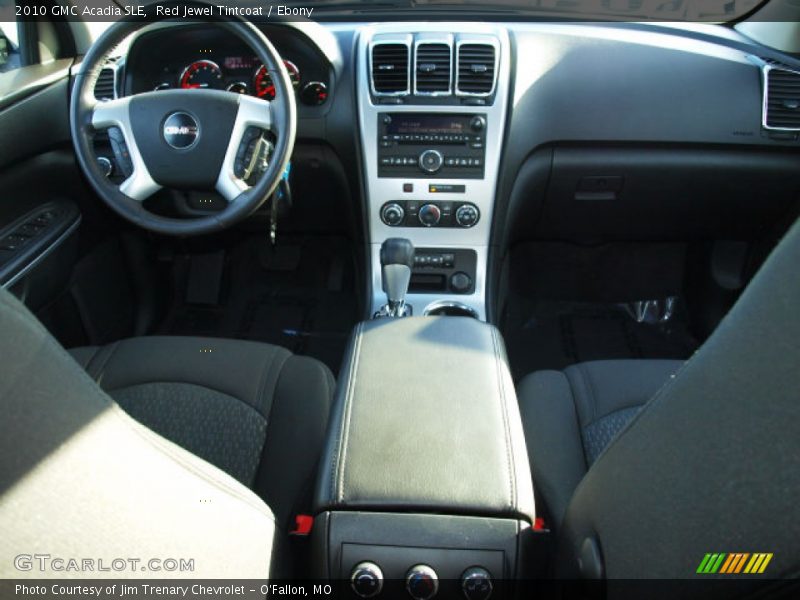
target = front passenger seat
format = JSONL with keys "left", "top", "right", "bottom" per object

{"left": 519, "top": 218, "right": 800, "bottom": 583}
{"left": 518, "top": 359, "right": 682, "bottom": 529}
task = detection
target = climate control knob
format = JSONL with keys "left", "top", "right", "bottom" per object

{"left": 418, "top": 204, "right": 441, "bottom": 227}
{"left": 381, "top": 203, "right": 405, "bottom": 226}
{"left": 419, "top": 149, "right": 444, "bottom": 173}
{"left": 455, "top": 204, "right": 480, "bottom": 228}
{"left": 351, "top": 562, "right": 384, "bottom": 598}
{"left": 461, "top": 567, "right": 493, "bottom": 600}
{"left": 406, "top": 564, "right": 439, "bottom": 600}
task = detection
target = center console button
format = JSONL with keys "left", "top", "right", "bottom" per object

{"left": 455, "top": 205, "right": 479, "bottom": 228}
{"left": 406, "top": 564, "right": 439, "bottom": 600}
{"left": 470, "top": 115, "right": 486, "bottom": 132}
{"left": 461, "top": 567, "right": 493, "bottom": 600}
{"left": 381, "top": 203, "right": 405, "bottom": 227}
{"left": 418, "top": 204, "right": 441, "bottom": 227}
{"left": 351, "top": 562, "right": 384, "bottom": 598}
{"left": 418, "top": 150, "right": 444, "bottom": 173}
{"left": 450, "top": 271, "right": 473, "bottom": 293}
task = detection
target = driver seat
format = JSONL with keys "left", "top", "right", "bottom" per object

{"left": 0, "top": 287, "right": 333, "bottom": 577}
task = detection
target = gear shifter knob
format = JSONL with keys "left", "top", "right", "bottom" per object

{"left": 378, "top": 238, "right": 415, "bottom": 317}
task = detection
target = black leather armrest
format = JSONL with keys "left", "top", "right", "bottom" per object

{"left": 314, "top": 316, "right": 535, "bottom": 523}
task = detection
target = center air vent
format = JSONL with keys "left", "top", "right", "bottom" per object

{"left": 94, "top": 67, "right": 116, "bottom": 100}
{"left": 371, "top": 43, "right": 410, "bottom": 96}
{"left": 456, "top": 43, "right": 496, "bottom": 96}
{"left": 415, "top": 43, "right": 452, "bottom": 95}
{"left": 764, "top": 65, "right": 800, "bottom": 131}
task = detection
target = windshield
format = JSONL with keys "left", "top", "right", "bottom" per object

{"left": 412, "top": 0, "right": 764, "bottom": 21}
{"left": 85, "top": 0, "right": 769, "bottom": 25}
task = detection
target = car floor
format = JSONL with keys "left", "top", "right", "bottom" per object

{"left": 158, "top": 235, "right": 360, "bottom": 375}
{"left": 501, "top": 241, "right": 700, "bottom": 381}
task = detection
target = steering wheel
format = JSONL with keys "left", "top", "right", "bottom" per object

{"left": 70, "top": 2, "right": 296, "bottom": 236}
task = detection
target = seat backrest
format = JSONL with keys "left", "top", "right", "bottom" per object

{"left": 0, "top": 288, "right": 275, "bottom": 578}
{"left": 561, "top": 217, "right": 800, "bottom": 589}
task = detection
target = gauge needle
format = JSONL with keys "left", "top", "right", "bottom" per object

{"left": 184, "top": 83, "right": 208, "bottom": 89}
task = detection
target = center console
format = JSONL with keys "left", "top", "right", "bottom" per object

{"left": 312, "top": 317, "right": 536, "bottom": 598}
{"left": 357, "top": 25, "right": 511, "bottom": 319}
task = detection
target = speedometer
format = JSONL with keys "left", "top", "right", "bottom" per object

{"left": 180, "top": 60, "right": 223, "bottom": 90}
{"left": 253, "top": 60, "right": 300, "bottom": 100}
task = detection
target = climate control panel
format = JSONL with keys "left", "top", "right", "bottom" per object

{"left": 350, "top": 561, "right": 494, "bottom": 600}
{"left": 380, "top": 201, "right": 480, "bottom": 228}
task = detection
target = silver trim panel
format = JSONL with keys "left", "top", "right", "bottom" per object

{"left": 215, "top": 95, "right": 274, "bottom": 202}
{"left": 91, "top": 97, "right": 162, "bottom": 202}
{"left": 761, "top": 63, "right": 800, "bottom": 132}
{"left": 413, "top": 35, "right": 454, "bottom": 97}
{"left": 455, "top": 36, "right": 500, "bottom": 98}
{"left": 369, "top": 36, "right": 412, "bottom": 97}
{"left": 358, "top": 24, "right": 510, "bottom": 321}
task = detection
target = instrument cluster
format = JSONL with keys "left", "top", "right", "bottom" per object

{"left": 153, "top": 55, "right": 327, "bottom": 106}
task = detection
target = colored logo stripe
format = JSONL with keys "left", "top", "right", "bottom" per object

{"left": 697, "top": 553, "right": 773, "bottom": 574}
{"left": 744, "top": 553, "right": 774, "bottom": 574}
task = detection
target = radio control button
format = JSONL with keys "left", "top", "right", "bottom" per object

{"left": 470, "top": 116, "right": 486, "bottom": 131}
{"left": 419, "top": 150, "right": 444, "bottom": 173}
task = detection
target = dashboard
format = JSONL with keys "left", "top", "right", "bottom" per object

{"left": 103, "top": 20, "right": 800, "bottom": 321}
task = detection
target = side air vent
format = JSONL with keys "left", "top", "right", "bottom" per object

{"left": 456, "top": 43, "right": 496, "bottom": 96}
{"left": 764, "top": 64, "right": 800, "bottom": 130}
{"left": 371, "top": 42, "right": 410, "bottom": 96}
{"left": 94, "top": 67, "right": 116, "bottom": 100}
{"left": 415, "top": 42, "right": 452, "bottom": 95}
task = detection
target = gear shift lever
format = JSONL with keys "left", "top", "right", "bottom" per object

{"left": 376, "top": 238, "right": 415, "bottom": 318}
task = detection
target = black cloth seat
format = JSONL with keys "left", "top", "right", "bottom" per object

{"left": 69, "top": 336, "right": 335, "bottom": 531}
{"left": 518, "top": 359, "right": 682, "bottom": 531}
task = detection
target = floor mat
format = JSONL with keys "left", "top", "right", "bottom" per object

{"left": 503, "top": 296, "right": 698, "bottom": 381}
{"left": 159, "top": 236, "right": 360, "bottom": 375}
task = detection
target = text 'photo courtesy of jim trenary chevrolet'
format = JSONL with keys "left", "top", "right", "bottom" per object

{"left": 0, "top": 0, "right": 799, "bottom": 599}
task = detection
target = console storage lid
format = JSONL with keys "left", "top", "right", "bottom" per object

{"left": 315, "top": 316, "right": 535, "bottom": 522}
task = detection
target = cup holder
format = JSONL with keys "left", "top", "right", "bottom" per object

{"left": 423, "top": 301, "right": 478, "bottom": 318}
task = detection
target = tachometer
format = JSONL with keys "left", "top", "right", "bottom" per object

{"left": 253, "top": 60, "right": 300, "bottom": 100}
{"left": 180, "top": 60, "right": 223, "bottom": 90}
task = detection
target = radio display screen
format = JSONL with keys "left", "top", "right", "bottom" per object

{"left": 385, "top": 114, "right": 467, "bottom": 135}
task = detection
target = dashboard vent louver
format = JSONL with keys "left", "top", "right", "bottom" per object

{"left": 94, "top": 68, "right": 116, "bottom": 101}
{"left": 415, "top": 43, "right": 451, "bottom": 94}
{"left": 371, "top": 43, "right": 410, "bottom": 95}
{"left": 457, "top": 43, "right": 496, "bottom": 96}
{"left": 764, "top": 65, "right": 800, "bottom": 130}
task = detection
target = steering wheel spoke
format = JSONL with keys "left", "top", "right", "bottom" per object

{"left": 215, "top": 95, "right": 274, "bottom": 203}
{"left": 91, "top": 98, "right": 161, "bottom": 202}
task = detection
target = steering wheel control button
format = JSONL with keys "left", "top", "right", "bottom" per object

{"left": 96, "top": 156, "right": 114, "bottom": 178}
{"left": 351, "top": 562, "right": 384, "bottom": 598}
{"left": 461, "top": 567, "right": 493, "bottom": 600}
{"left": 419, "top": 149, "right": 444, "bottom": 173}
{"left": 418, "top": 203, "right": 442, "bottom": 227}
{"left": 381, "top": 203, "right": 406, "bottom": 227}
{"left": 162, "top": 112, "right": 200, "bottom": 150}
{"left": 455, "top": 204, "right": 480, "bottom": 228}
{"left": 406, "top": 565, "right": 439, "bottom": 600}
{"left": 450, "top": 272, "right": 473, "bottom": 294}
